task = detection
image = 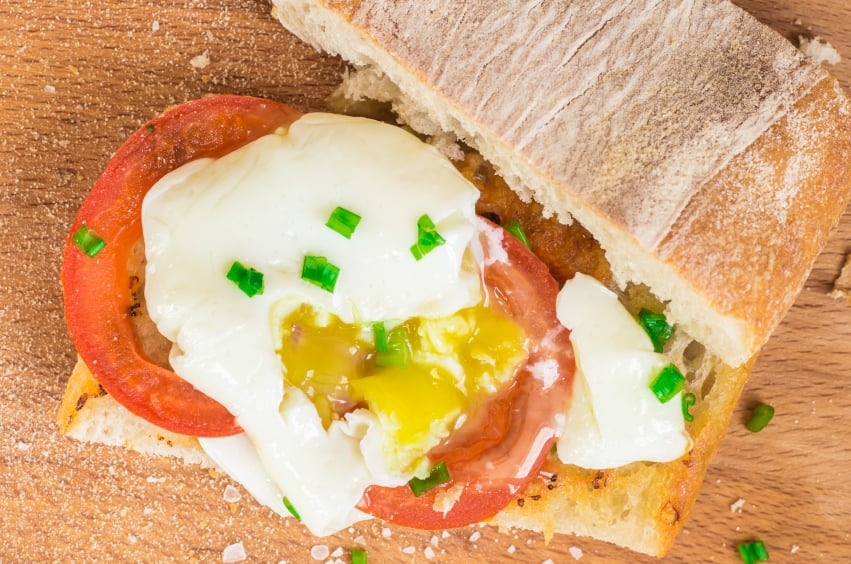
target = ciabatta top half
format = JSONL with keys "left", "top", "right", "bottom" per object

{"left": 271, "top": 0, "right": 851, "bottom": 366}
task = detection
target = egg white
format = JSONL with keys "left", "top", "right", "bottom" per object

{"left": 142, "top": 113, "right": 483, "bottom": 535}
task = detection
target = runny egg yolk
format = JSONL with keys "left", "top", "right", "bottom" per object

{"left": 276, "top": 303, "right": 528, "bottom": 475}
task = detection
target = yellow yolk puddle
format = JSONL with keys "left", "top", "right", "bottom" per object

{"left": 276, "top": 303, "right": 528, "bottom": 474}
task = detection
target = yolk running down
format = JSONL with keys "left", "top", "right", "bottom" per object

{"left": 276, "top": 303, "right": 528, "bottom": 474}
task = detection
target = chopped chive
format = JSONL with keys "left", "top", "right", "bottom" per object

{"left": 145, "top": 124, "right": 155, "bottom": 133}
{"left": 649, "top": 364, "right": 686, "bottom": 403}
{"left": 372, "top": 322, "right": 388, "bottom": 353}
{"left": 504, "top": 219, "right": 531, "bottom": 250}
{"left": 326, "top": 206, "right": 361, "bottom": 239}
{"left": 282, "top": 496, "right": 301, "bottom": 521}
{"left": 301, "top": 255, "right": 340, "bottom": 293}
{"left": 408, "top": 461, "right": 451, "bottom": 497}
{"left": 226, "top": 261, "right": 264, "bottom": 297}
{"left": 737, "top": 540, "right": 769, "bottom": 563}
{"left": 682, "top": 392, "right": 697, "bottom": 422}
{"left": 637, "top": 309, "right": 674, "bottom": 353}
{"left": 745, "top": 402, "right": 774, "bottom": 432}
{"left": 410, "top": 214, "right": 446, "bottom": 260}
{"left": 351, "top": 548, "right": 367, "bottom": 564}
{"left": 375, "top": 325, "right": 410, "bottom": 367}
{"left": 71, "top": 224, "right": 106, "bottom": 257}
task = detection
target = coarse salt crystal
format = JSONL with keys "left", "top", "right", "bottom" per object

{"left": 507, "top": 545, "right": 516, "bottom": 554}
{"left": 190, "top": 51, "right": 211, "bottom": 69}
{"left": 16, "top": 441, "right": 30, "bottom": 451}
{"left": 424, "top": 546, "right": 436, "bottom": 559}
{"left": 223, "top": 485, "right": 242, "bottom": 503}
{"left": 310, "top": 545, "right": 329, "bottom": 560}
{"left": 402, "top": 546, "right": 416, "bottom": 555}
{"left": 152, "top": 20, "right": 160, "bottom": 32}
{"left": 143, "top": 507, "right": 153, "bottom": 515}
{"left": 542, "top": 559, "right": 555, "bottom": 564}
{"left": 791, "top": 545, "right": 800, "bottom": 554}
{"left": 729, "top": 498, "right": 746, "bottom": 513}
{"left": 381, "top": 527, "right": 392, "bottom": 538}
{"left": 222, "top": 542, "right": 246, "bottom": 563}
{"left": 353, "top": 536, "right": 365, "bottom": 545}
{"left": 441, "top": 531, "right": 450, "bottom": 539}
{"left": 469, "top": 531, "right": 481, "bottom": 542}
{"left": 331, "top": 547, "right": 343, "bottom": 558}
{"left": 44, "top": 85, "right": 56, "bottom": 94}
{"left": 430, "top": 535, "right": 439, "bottom": 547}
{"left": 569, "top": 546, "right": 584, "bottom": 560}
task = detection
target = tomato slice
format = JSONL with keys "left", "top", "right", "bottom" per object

{"left": 358, "top": 219, "right": 575, "bottom": 528}
{"left": 62, "top": 96, "right": 302, "bottom": 437}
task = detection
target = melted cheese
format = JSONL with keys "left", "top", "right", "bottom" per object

{"left": 555, "top": 273, "right": 691, "bottom": 469}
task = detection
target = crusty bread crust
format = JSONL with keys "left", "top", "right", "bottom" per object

{"left": 270, "top": 0, "right": 851, "bottom": 366}
{"left": 61, "top": 325, "right": 753, "bottom": 557}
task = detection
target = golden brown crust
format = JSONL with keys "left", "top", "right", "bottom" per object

{"left": 658, "top": 76, "right": 851, "bottom": 357}
{"left": 273, "top": 0, "right": 851, "bottom": 366}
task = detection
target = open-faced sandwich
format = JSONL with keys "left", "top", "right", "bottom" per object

{"left": 58, "top": 0, "right": 851, "bottom": 557}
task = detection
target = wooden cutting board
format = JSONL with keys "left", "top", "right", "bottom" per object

{"left": 1, "top": 1, "right": 849, "bottom": 562}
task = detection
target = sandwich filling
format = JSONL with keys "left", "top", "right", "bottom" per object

{"left": 64, "top": 99, "right": 691, "bottom": 537}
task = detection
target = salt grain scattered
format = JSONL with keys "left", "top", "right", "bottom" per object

{"left": 223, "top": 485, "right": 242, "bottom": 503}
{"left": 402, "top": 546, "right": 416, "bottom": 555}
{"left": 143, "top": 507, "right": 153, "bottom": 515}
{"left": 468, "top": 531, "right": 481, "bottom": 542}
{"left": 730, "top": 498, "right": 746, "bottom": 513}
{"left": 569, "top": 546, "right": 584, "bottom": 560}
{"left": 44, "top": 85, "right": 56, "bottom": 94}
{"left": 542, "top": 559, "right": 555, "bottom": 564}
{"left": 381, "top": 527, "right": 392, "bottom": 538}
{"left": 441, "top": 531, "right": 450, "bottom": 539}
{"left": 310, "top": 545, "right": 329, "bottom": 560}
{"left": 151, "top": 20, "right": 160, "bottom": 32}
{"left": 353, "top": 536, "right": 365, "bottom": 545}
{"left": 330, "top": 547, "right": 343, "bottom": 558}
{"left": 190, "top": 50, "right": 211, "bottom": 69}
{"left": 222, "top": 542, "right": 247, "bottom": 563}
{"left": 430, "top": 535, "right": 439, "bottom": 547}
{"left": 16, "top": 441, "right": 30, "bottom": 451}
{"left": 507, "top": 545, "right": 516, "bottom": 554}
{"left": 791, "top": 544, "right": 800, "bottom": 554}
{"left": 424, "top": 546, "right": 436, "bottom": 559}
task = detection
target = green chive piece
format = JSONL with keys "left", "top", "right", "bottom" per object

{"left": 326, "top": 206, "right": 361, "bottom": 239}
{"left": 504, "top": 219, "right": 531, "bottom": 250}
{"left": 745, "top": 402, "right": 775, "bottom": 433}
{"left": 408, "top": 461, "right": 451, "bottom": 497}
{"left": 351, "top": 548, "right": 367, "bottom": 564}
{"left": 372, "top": 322, "right": 388, "bottom": 353}
{"left": 682, "top": 392, "right": 697, "bottom": 422}
{"left": 226, "top": 261, "right": 264, "bottom": 297}
{"left": 145, "top": 124, "right": 155, "bottom": 133}
{"left": 301, "top": 255, "right": 340, "bottom": 293}
{"left": 375, "top": 325, "right": 410, "bottom": 367}
{"left": 72, "top": 225, "right": 106, "bottom": 257}
{"left": 737, "top": 540, "right": 769, "bottom": 564}
{"left": 282, "top": 496, "right": 301, "bottom": 521}
{"left": 410, "top": 214, "right": 446, "bottom": 260}
{"left": 649, "top": 364, "right": 686, "bottom": 403}
{"left": 637, "top": 309, "right": 674, "bottom": 353}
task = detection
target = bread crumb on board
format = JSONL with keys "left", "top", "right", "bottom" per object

{"left": 798, "top": 35, "right": 841, "bottom": 65}
{"left": 829, "top": 254, "right": 851, "bottom": 304}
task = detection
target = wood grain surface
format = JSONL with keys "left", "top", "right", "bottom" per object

{"left": 0, "top": 1, "right": 849, "bottom": 562}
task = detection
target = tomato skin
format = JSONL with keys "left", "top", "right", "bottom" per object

{"left": 358, "top": 219, "right": 575, "bottom": 528}
{"left": 63, "top": 96, "right": 302, "bottom": 437}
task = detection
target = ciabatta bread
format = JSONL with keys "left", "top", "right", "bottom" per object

{"left": 271, "top": 0, "right": 851, "bottom": 367}
{"left": 58, "top": 0, "right": 851, "bottom": 558}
